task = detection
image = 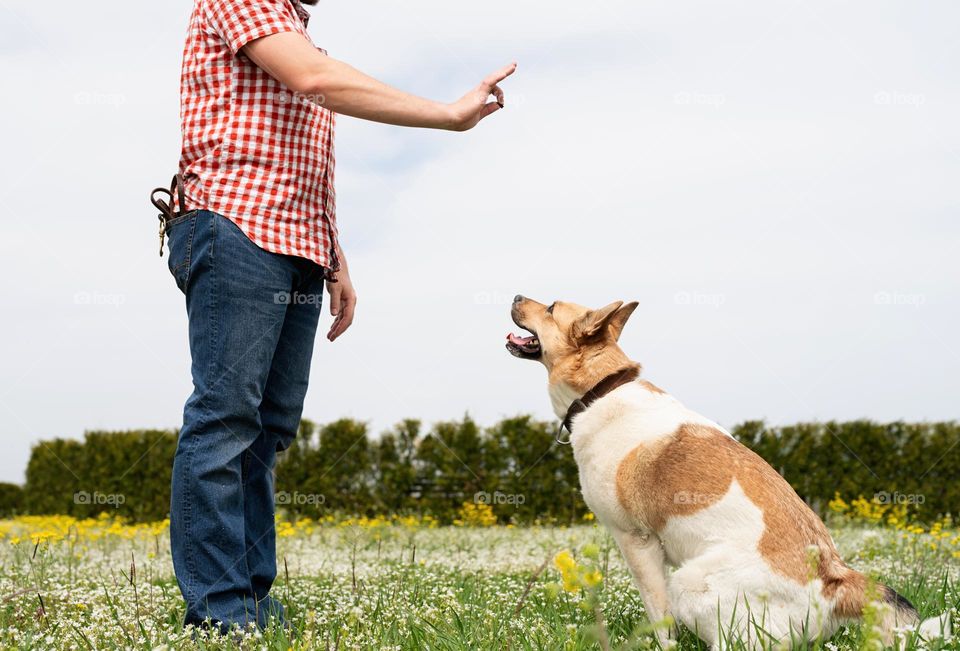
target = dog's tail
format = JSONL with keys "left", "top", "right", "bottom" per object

{"left": 831, "top": 568, "right": 951, "bottom": 644}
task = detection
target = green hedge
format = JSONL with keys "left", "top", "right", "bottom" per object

{"left": 272, "top": 416, "right": 583, "bottom": 523}
{"left": 24, "top": 430, "right": 177, "bottom": 521}
{"left": 13, "top": 418, "right": 959, "bottom": 523}
{"left": 734, "top": 420, "right": 960, "bottom": 516}
{"left": 0, "top": 483, "right": 24, "bottom": 518}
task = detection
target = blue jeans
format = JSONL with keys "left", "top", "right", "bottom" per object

{"left": 165, "top": 210, "right": 324, "bottom": 630}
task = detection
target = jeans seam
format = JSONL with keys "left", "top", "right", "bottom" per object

{"left": 180, "top": 213, "right": 199, "bottom": 290}
{"left": 181, "top": 212, "right": 220, "bottom": 610}
{"left": 179, "top": 424, "right": 200, "bottom": 606}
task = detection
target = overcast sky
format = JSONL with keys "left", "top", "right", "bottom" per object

{"left": 0, "top": 1, "right": 957, "bottom": 484}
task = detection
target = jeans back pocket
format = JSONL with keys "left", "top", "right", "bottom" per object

{"left": 165, "top": 210, "right": 199, "bottom": 293}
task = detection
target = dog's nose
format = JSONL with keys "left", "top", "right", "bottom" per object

{"left": 513, "top": 294, "right": 524, "bottom": 304}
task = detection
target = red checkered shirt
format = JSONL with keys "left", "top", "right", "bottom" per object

{"left": 178, "top": 0, "right": 339, "bottom": 273}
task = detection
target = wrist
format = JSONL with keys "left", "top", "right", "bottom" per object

{"left": 435, "top": 102, "right": 460, "bottom": 131}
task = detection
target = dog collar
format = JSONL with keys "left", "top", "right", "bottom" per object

{"left": 556, "top": 366, "right": 641, "bottom": 444}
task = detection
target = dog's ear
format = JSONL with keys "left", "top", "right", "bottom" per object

{"left": 607, "top": 301, "right": 639, "bottom": 341}
{"left": 572, "top": 301, "right": 623, "bottom": 341}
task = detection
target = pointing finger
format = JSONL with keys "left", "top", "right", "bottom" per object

{"left": 483, "top": 62, "right": 517, "bottom": 89}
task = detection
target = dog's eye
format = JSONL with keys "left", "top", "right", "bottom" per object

{"left": 547, "top": 302, "right": 556, "bottom": 315}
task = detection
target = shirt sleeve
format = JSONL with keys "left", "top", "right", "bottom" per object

{"left": 203, "top": 0, "right": 302, "bottom": 55}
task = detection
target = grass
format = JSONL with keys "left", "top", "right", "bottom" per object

{"left": 0, "top": 507, "right": 958, "bottom": 650}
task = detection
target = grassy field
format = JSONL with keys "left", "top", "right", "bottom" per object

{"left": 0, "top": 502, "right": 958, "bottom": 650}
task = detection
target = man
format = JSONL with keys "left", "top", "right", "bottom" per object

{"left": 165, "top": 0, "right": 515, "bottom": 632}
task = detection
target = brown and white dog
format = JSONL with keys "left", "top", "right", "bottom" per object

{"left": 506, "top": 295, "right": 943, "bottom": 649}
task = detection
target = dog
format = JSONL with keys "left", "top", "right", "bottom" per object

{"left": 507, "top": 295, "right": 945, "bottom": 649}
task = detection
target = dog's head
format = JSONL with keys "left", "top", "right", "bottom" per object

{"left": 507, "top": 295, "right": 639, "bottom": 395}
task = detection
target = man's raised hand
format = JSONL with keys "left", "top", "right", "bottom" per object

{"left": 446, "top": 62, "right": 518, "bottom": 131}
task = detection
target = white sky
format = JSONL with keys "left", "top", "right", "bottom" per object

{"left": 0, "top": 0, "right": 958, "bottom": 484}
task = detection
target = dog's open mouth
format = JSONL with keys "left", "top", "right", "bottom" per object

{"left": 506, "top": 330, "right": 542, "bottom": 359}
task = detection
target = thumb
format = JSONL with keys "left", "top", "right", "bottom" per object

{"left": 479, "top": 102, "right": 501, "bottom": 121}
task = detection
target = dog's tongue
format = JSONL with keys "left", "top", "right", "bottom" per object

{"left": 506, "top": 333, "right": 540, "bottom": 352}
{"left": 507, "top": 333, "right": 536, "bottom": 347}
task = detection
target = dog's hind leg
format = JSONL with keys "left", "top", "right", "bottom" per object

{"left": 611, "top": 529, "right": 673, "bottom": 644}
{"left": 669, "top": 550, "right": 794, "bottom": 651}
{"left": 668, "top": 557, "right": 722, "bottom": 649}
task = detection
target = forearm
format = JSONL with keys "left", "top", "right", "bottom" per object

{"left": 310, "top": 56, "right": 455, "bottom": 129}
{"left": 243, "top": 32, "right": 512, "bottom": 132}
{"left": 244, "top": 33, "right": 455, "bottom": 129}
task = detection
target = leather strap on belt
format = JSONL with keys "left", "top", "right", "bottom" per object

{"left": 151, "top": 174, "right": 187, "bottom": 221}
{"left": 150, "top": 174, "right": 188, "bottom": 257}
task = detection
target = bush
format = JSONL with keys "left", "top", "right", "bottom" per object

{"left": 19, "top": 418, "right": 959, "bottom": 523}
{"left": 24, "top": 430, "right": 177, "bottom": 521}
{"left": 0, "top": 483, "right": 24, "bottom": 517}
{"left": 733, "top": 420, "right": 960, "bottom": 518}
